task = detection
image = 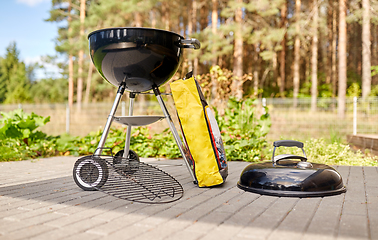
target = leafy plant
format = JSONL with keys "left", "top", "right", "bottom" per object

{"left": 215, "top": 97, "right": 271, "bottom": 161}
{"left": 0, "top": 109, "right": 50, "bottom": 144}
{"left": 0, "top": 109, "right": 58, "bottom": 161}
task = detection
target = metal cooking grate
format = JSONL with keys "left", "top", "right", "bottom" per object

{"left": 81, "top": 156, "right": 184, "bottom": 204}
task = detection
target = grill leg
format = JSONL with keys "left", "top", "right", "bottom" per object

{"left": 153, "top": 86, "right": 197, "bottom": 183}
{"left": 94, "top": 83, "right": 126, "bottom": 156}
{"left": 123, "top": 92, "right": 136, "bottom": 158}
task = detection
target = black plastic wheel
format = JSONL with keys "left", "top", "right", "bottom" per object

{"left": 73, "top": 156, "right": 109, "bottom": 191}
{"left": 114, "top": 149, "right": 140, "bottom": 173}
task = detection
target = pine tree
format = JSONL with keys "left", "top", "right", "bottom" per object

{"left": 0, "top": 42, "right": 31, "bottom": 103}
{"left": 293, "top": 0, "right": 301, "bottom": 107}
{"left": 311, "top": 0, "right": 319, "bottom": 112}
{"left": 338, "top": 0, "right": 347, "bottom": 118}
{"left": 362, "top": 0, "right": 371, "bottom": 98}
{"left": 231, "top": 0, "right": 243, "bottom": 100}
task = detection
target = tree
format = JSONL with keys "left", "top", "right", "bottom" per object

{"left": 293, "top": 0, "right": 301, "bottom": 107}
{"left": 0, "top": 42, "right": 31, "bottom": 104}
{"left": 210, "top": 0, "right": 219, "bottom": 104}
{"left": 47, "top": 0, "right": 78, "bottom": 108}
{"left": 76, "top": 0, "right": 86, "bottom": 111}
{"left": 231, "top": 0, "right": 244, "bottom": 100}
{"left": 311, "top": 0, "right": 319, "bottom": 112}
{"left": 362, "top": 0, "right": 371, "bottom": 98}
{"left": 279, "top": 0, "right": 287, "bottom": 97}
{"left": 331, "top": 0, "right": 337, "bottom": 97}
{"left": 68, "top": 0, "right": 74, "bottom": 109}
{"left": 338, "top": 0, "right": 347, "bottom": 118}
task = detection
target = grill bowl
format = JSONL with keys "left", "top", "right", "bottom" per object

{"left": 88, "top": 27, "right": 197, "bottom": 92}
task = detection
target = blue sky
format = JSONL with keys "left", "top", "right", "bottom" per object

{"left": 0, "top": 0, "right": 59, "bottom": 77}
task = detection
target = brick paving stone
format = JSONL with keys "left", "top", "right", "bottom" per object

{"left": 182, "top": 192, "right": 260, "bottom": 239}
{"left": 0, "top": 224, "right": 55, "bottom": 240}
{"left": 236, "top": 197, "right": 299, "bottom": 239}
{"left": 222, "top": 195, "right": 277, "bottom": 227}
{"left": 61, "top": 232, "right": 101, "bottom": 240}
{"left": 338, "top": 166, "right": 370, "bottom": 240}
{"left": 304, "top": 195, "right": 344, "bottom": 240}
{"left": 4, "top": 204, "right": 62, "bottom": 221}
{"left": 215, "top": 192, "right": 260, "bottom": 214}
{"left": 86, "top": 213, "right": 146, "bottom": 236}
{"left": 195, "top": 187, "right": 245, "bottom": 212}
{"left": 141, "top": 184, "right": 245, "bottom": 239}
{"left": 165, "top": 229, "right": 204, "bottom": 240}
{"left": 45, "top": 205, "right": 108, "bottom": 228}
{"left": 100, "top": 223, "right": 150, "bottom": 240}
{"left": 0, "top": 198, "right": 39, "bottom": 212}
{"left": 90, "top": 200, "right": 132, "bottom": 221}
{"left": 28, "top": 228, "right": 78, "bottom": 240}
{"left": 131, "top": 208, "right": 189, "bottom": 240}
{"left": 0, "top": 206, "right": 27, "bottom": 218}
{"left": 338, "top": 214, "right": 370, "bottom": 239}
{"left": 173, "top": 187, "right": 241, "bottom": 226}
{"left": 134, "top": 218, "right": 191, "bottom": 240}
{"left": 0, "top": 218, "right": 32, "bottom": 235}
{"left": 268, "top": 198, "right": 321, "bottom": 240}
{"left": 185, "top": 211, "right": 233, "bottom": 233}
{"left": 364, "top": 166, "right": 378, "bottom": 240}
{"left": 52, "top": 194, "right": 109, "bottom": 215}
{"left": 198, "top": 224, "right": 244, "bottom": 240}
{"left": 172, "top": 193, "right": 213, "bottom": 210}
{"left": 16, "top": 210, "right": 64, "bottom": 225}
{"left": 235, "top": 226, "right": 271, "bottom": 240}
{"left": 0, "top": 212, "right": 63, "bottom": 235}
{"left": 62, "top": 217, "right": 107, "bottom": 233}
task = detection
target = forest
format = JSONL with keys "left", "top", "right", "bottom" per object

{"left": 1, "top": 0, "right": 378, "bottom": 118}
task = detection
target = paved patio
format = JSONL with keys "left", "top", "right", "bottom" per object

{"left": 0, "top": 156, "right": 377, "bottom": 240}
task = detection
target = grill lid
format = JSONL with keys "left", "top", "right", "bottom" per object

{"left": 88, "top": 27, "right": 200, "bottom": 92}
{"left": 237, "top": 140, "right": 346, "bottom": 197}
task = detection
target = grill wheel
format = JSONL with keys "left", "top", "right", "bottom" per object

{"left": 73, "top": 156, "right": 109, "bottom": 191}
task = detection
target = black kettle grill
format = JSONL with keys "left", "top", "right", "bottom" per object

{"left": 73, "top": 27, "right": 200, "bottom": 203}
{"left": 237, "top": 140, "right": 347, "bottom": 197}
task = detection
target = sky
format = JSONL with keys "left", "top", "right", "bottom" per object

{"left": 0, "top": 0, "right": 59, "bottom": 78}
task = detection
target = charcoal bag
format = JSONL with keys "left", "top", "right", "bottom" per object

{"left": 170, "top": 77, "right": 228, "bottom": 187}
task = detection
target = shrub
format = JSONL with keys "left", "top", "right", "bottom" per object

{"left": 215, "top": 97, "right": 271, "bottom": 161}
{"left": 0, "top": 109, "right": 58, "bottom": 161}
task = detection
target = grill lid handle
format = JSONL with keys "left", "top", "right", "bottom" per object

{"left": 273, "top": 140, "right": 304, "bottom": 148}
{"left": 272, "top": 140, "right": 307, "bottom": 164}
{"left": 179, "top": 38, "right": 201, "bottom": 49}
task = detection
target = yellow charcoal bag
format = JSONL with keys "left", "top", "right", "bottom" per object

{"left": 170, "top": 77, "right": 228, "bottom": 187}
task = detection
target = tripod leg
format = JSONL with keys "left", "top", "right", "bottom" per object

{"left": 94, "top": 83, "right": 126, "bottom": 156}
{"left": 123, "top": 92, "right": 136, "bottom": 158}
{"left": 153, "top": 87, "right": 197, "bottom": 183}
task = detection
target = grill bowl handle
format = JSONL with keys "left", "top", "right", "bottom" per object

{"left": 179, "top": 38, "right": 201, "bottom": 49}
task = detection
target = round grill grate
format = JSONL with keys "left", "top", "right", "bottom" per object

{"left": 74, "top": 155, "right": 184, "bottom": 204}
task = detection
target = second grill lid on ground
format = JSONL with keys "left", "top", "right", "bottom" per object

{"left": 237, "top": 140, "right": 346, "bottom": 197}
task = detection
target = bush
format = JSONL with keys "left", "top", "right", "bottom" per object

{"left": 0, "top": 109, "right": 59, "bottom": 161}
{"left": 215, "top": 97, "right": 271, "bottom": 161}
